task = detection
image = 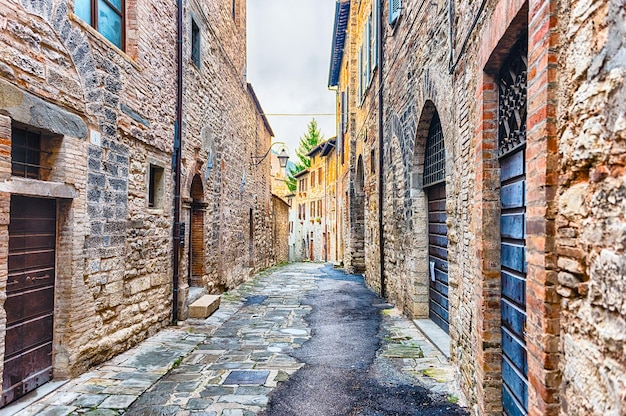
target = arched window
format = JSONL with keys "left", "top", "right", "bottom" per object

{"left": 423, "top": 111, "right": 445, "bottom": 187}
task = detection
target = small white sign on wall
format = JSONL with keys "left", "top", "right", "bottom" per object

{"left": 89, "top": 129, "right": 101, "bottom": 146}
{"left": 429, "top": 261, "right": 436, "bottom": 282}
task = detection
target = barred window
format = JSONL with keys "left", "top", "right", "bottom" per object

{"left": 423, "top": 111, "right": 445, "bottom": 187}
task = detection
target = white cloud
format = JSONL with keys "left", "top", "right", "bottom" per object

{"left": 247, "top": 0, "right": 337, "bottom": 158}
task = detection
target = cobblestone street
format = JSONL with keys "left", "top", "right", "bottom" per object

{"left": 7, "top": 263, "right": 466, "bottom": 416}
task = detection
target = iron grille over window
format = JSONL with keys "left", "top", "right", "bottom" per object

{"left": 423, "top": 112, "right": 445, "bottom": 187}
{"left": 498, "top": 37, "right": 527, "bottom": 157}
{"left": 11, "top": 126, "right": 50, "bottom": 179}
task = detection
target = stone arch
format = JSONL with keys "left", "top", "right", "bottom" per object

{"left": 18, "top": 0, "right": 102, "bottom": 124}
{"left": 406, "top": 100, "right": 450, "bottom": 324}
{"left": 182, "top": 158, "right": 210, "bottom": 202}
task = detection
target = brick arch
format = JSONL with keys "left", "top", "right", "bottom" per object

{"left": 182, "top": 159, "right": 210, "bottom": 202}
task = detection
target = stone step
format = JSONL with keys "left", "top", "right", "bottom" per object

{"left": 188, "top": 295, "right": 220, "bottom": 319}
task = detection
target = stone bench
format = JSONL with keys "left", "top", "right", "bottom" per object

{"left": 188, "top": 295, "right": 220, "bottom": 319}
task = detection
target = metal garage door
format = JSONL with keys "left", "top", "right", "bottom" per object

{"left": 2, "top": 196, "right": 56, "bottom": 407}
{"left": 498, "top": 37, "right": 528, "bottom": 416}
{"left": 424, "top": 111, "right": 448, "bottom": 334}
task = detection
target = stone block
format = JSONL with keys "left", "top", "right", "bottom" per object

{"left": 188, "top": 295, "right": 220, "bottom": 319}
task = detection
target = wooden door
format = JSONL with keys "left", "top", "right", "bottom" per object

{"left": 2, "top": 196, "right": 56, "bottom": 407}
{"left": 427, "top": 183, "right": 449, "bottom": 333}
{"left": 498, "top": 37, "right": 528, "bottom": 416}
{"left": 423, "top": 110, "right": 448, "bottom": 334}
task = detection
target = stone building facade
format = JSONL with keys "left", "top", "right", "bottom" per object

{"left": 0, "top": 0, "right": 278, "bottom": 407}
{"left": 288, "top": 140, "right": 338, "bottom": 263}
{"left": 330, "top": 0, "right": 626, "bottom": 415}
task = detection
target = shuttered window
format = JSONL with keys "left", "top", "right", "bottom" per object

{"left": 372, "top": 1, "right": 378, "bottom": 71}
{"left": 358, "top": 47, "right": 363, "bottom": 101}
{"left": 389, "top": 0, "right": 401, "bottom": 25}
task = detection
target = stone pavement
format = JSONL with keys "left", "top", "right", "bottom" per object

{"left": 7, "top": 263, "right": 465, "bottom": 416}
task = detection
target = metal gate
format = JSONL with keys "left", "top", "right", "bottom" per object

{"left": 3, "top": 196, "right": 56, "bottom": 407}
{"left": 424, "top": 111, "right": 449, "bottom": 334}
{"left": 498, "top": 37, "right": 528, "bottom": 416}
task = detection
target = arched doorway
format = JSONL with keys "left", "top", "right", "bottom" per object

{"left": 423, "top": 110, "right": 449, "bottom": 334}
{"left": 498, "top": 36, "right": 528, "bottom": 416}
{"left": 352, "top": 155, "right": 366, "bottom": 272}
{"left": 189, "top": 174, "right": 206, "bottom": 287}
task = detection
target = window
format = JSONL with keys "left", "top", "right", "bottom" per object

{"left": 371, "top": 148, "right": 376, "bottom": 174}
{"left": 310, "top": 201, "right": 316, "bottom": 217}
{"left": 318, "top": 168, "right": 323, "bottom": 185}
{"left": 148, "top": 164, "right": 164, "bottom": 208}
{"left": 389, "top": 0, "right": 401, "bottom": 25}
{"left": 75, "top": 0, "right": 124, "bottom": 50}
{"left": 372, "top": 0, "right": 379, "bottom": 70}
{"left": 311, "top": 171, "right": 316, "bottom": 188}
{"left": 12, "top": 126, "right": 43, "bottom": 179}
{"left": 358, "top": 46, "right": 363, "bottom": 100}
{"left": 359, "top": 6, "right": 378, "bottom": 102}
{"left": 191, "top": 18, "right": 201, "bottom": 68}
{"left": 317, "top": 200, "right": 322, "bottom": 217}
{"left": 299, "top": 178, "right": 308, "bottom": 192}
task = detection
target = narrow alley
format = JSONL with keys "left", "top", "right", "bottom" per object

{"left": 7, "top": 263, "right": 466, "bottom": 416}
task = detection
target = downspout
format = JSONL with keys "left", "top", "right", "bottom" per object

{"left": 377, "top": 0, "right": 386, "bottom": 298}
{"left": 172, "top": 0, "right": 183, "bottom": 324}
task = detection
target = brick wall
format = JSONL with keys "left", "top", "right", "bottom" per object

{"left": 337, "top": 0, "right": 625, "bottom": 414}
{"left": 179, "top": 0, "right": 276, "bottom": 303}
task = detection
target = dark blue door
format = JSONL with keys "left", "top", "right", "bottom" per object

{"left": 498, "top": 37, "right": 528, "bottom": 416}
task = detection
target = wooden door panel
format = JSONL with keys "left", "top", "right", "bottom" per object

{"left": 2, "top": 196, "right": 56, "bottom": 408}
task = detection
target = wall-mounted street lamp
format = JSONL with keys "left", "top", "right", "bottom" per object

{"left": 251, "top": 141, "right": 289, "bottom": 168}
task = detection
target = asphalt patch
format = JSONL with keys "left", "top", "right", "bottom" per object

{"left": 262, "top": 266, "right": 468, "bottom": 416}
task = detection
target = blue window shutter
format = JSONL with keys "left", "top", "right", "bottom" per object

{"left": 358, "top": 47, "right": 363, "bottom": 100}
{"left": 364, "top": 20, "right": 370, "bottom": 84}
{"left": 389, "top": 0, "right": 401, "bottom": 24}
{"left": 373, "top": 2, "right": 378, "bottom": 70}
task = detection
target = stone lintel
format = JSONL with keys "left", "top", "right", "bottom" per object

{"left": 0, "top": 79, "right": 87, "bottom": 140}
{"left": 0, "top": 177, "right": 78, "bottom": 199}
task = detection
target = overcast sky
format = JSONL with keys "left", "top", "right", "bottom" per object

{"left": 247, "top": 0, "right": 337, "bottom": 158}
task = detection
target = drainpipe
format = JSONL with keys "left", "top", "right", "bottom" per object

{"left": 172, "top": 0, "right": 184, "bottom": 324}
{"left": 377, "top": 0, "right": 386, "bottom": 298}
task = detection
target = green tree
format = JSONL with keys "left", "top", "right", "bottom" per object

{"left": 286, "top": 118, "right": 324, "bottom": 192}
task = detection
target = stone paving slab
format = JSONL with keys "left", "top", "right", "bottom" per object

{"left": 8, "top": 263, "right": 466, "bottom": 415}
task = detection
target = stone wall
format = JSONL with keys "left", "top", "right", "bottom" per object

{"left": 556, "top": 1, "right": 626, "bottom": 414}
{"left": 179, "top": 0, "right": 275, "bottom": 305}
{"left": 0, "top": 0, "right": 177, "bottom": 379}
{"left": 0, "top": 0, "right": 279, "bottom": 396}
{"left": 271, "top": 195, "right": 290, "bottom": 264}
{"left": 338, "top": 0, "right": 626, "bottom": 414}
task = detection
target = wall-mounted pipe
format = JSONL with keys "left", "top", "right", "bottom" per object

{"left": 172, "top": 0, "right": 184, "bottom": 324}
{"left": 377, "top": 0, "right": 386, "bottom": 298}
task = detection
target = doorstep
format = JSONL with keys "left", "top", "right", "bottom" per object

{"left": 413, "top": 319, "right": 451, "bottom": 358}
